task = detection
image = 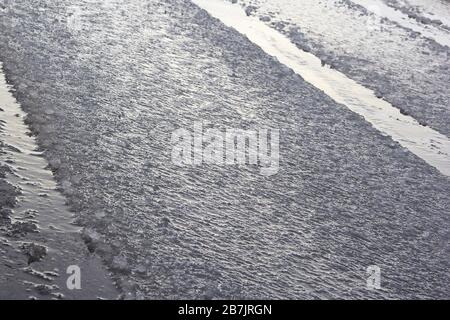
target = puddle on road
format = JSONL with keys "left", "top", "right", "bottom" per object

{"left": 192, "top": 0, "right": 450, "bottom": 177}
{"left": 0, "top": 62, "right": 78, "bottom": 232}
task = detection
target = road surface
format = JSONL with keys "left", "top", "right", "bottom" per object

{"left": 0, "top": 0, "right": 449, "bottom": 299}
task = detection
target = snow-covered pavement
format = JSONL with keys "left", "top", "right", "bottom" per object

{"left": 0, "top": 0, "right": 449, "bottom": 299}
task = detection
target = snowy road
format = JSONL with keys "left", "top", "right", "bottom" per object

{"left": 0, "top": 0, "right": 449, "bottom": 299}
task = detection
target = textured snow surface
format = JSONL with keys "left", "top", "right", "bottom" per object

{"left": 237, "top": 0, "right": 450, "bottom": 137}
{"left": 0, "top": 0, "right": 449, "bottom": 299}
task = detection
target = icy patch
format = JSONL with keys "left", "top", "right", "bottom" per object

{"left": 390, "top": 0, "right": 450, "bottom": 30}
{"left": 193, "top": 0, "right": 450, "bottom": 176}
{"left": 0, "top": 62, "right": 118, "bottom": 299}
{"left": 0, "top": 63, "right": 80, "bottom": 232}
{"left": 351, "top": 0, "right": 450, "bottom": 47}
